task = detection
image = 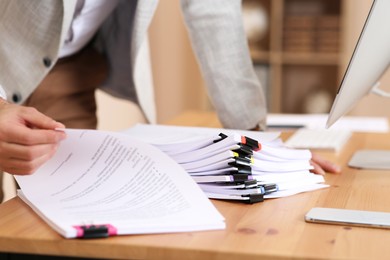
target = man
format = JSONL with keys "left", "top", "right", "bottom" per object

{"left": 0, "top": 0, "right": 339, "bottom": 202}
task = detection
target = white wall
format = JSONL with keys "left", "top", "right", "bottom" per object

{"left": 149, "top": 0, "right": 212, "bottom": 123}
{"left": 96, "top": 90, "right": 146, "bottom": 131}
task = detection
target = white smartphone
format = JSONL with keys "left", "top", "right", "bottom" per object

{"left": 305, "top": 207, "right": 390, "bottom": 229}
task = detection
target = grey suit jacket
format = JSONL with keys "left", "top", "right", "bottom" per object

{"left": 0, "top": 0, "right": 267, "bottom": 129}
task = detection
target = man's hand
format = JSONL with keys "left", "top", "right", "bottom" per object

{"left": 0, "top": 101, "right": 66, "bottom": 175}
{"left": 310, "top": 152, "right": 341, "bottom": 175}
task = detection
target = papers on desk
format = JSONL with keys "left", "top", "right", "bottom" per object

{"left": 15, "top": 129, "right": 225, "bottom": 239}
{"left": 14, "top": 125, "right": 329, "bottom": 238}
{"left": 125, "top": 124, "right": 328, "bottom": 203}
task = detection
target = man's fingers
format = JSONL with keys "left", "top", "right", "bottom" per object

{"left": 0, "top": 104, "right": 67, "bottom": 175}
{"left": 1, "top": 127, "right": 66, "bottom": 145}
{"left": 310, "top": 161, "right": 326, "bottom": 175}
{"left": 0, "top": 106, "right": 66, "bottom": 145}
{"left": 0, "top": 151, "right": 57, "bottom": 175}
{"left": 311, "top": 153, "right": 341, "bottom": 174}
{"left": 0, "top": 142, "right": 59, "bottom": 161}
{"left": 20, "top": 106, "right": 64, "bottom": 130}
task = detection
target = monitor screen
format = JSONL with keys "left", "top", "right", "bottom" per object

{"left": 326, "top": 0, "right": 390, "bottom": 128}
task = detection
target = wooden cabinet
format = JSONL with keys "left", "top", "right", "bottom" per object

{"left": 242, "top": 0, "right": 346, "bottom": 113}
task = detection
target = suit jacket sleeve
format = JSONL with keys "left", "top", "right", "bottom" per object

{"left": 180, "top": 0, "right": 267, "bottom": 130}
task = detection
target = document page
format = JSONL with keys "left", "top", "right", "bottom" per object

{"left": 123, "top": 124, "right": 281, "bottom": 145}
{"left": 15, "top": 129, "right": 225, "bottom": 238}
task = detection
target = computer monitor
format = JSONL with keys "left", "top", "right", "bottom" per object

{"left": 326, "top": 0, "right": 390, "bottom": 169}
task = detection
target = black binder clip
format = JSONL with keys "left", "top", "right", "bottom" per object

{"left": 213, "top": 133, "right": 228, "bottom": 143}
{"left": 231, "top": 174, "right": 253, "bottom": 182}
{"left": 242, "top": 180, "right": 258, "bottom": 188}
{"left": 243, "top": 193, "right": 264, "bottom": 204}
{"left": 81, "top": 225, "right": 109, "bottom": 239}
{"left": 74, "top": 224, "right": 114, "bottom": 239}
{"left": 230, "top": 166, "right": 252, "bottom": 175}
{"left": 241, "top": 136, "right": 261, "bottom": 151}
{"left": 229, "top": 157, "right": 252, "bottom": 167}
{"left": 233, "top": 144, "right": 253, "bottom": 156}
{"left": 260, "top": 183, "right": 278, "bottom": 195}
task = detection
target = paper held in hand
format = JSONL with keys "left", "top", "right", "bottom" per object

{"left": 15, "top": 129, "right": 225, "bottom": 239}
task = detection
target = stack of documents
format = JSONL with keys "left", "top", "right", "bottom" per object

{"left": 125, "top": 124, "right": 328, "bottom": 203}
{"left": 15, "top": 129, "right": 226, "bottom": 238}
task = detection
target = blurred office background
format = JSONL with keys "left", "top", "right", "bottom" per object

{"left": 3, "top": 0, "right": 389, "bottom": 201}
{"left": 97, "top": 0, "right": 390, "bottom": 132}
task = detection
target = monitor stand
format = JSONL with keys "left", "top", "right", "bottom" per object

{"left": 349, "top": 150, "right": 390, "bottom": 170}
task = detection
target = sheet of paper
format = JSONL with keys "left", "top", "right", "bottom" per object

{"left": 123, "top": 124, "right": 281, "bottom": 144}
{"left": 189, "top": 167, "right": 238, "bottom": 176}
{"left": 199, "top": 186, "right": 264, "bottom": 196}
{"left": 252, "top": 159, "right": 313, "bottom": 172}
{"left": 258, "top": 145, "right": 312, "bottom": 160}
{"left": 15, "top": 129, "right": 225, "bottom": 238}
{"left": 151, "top": 135, "right": 219, "bottom": 154}
{"left": 183, "top": 158, "right": 235, "bottom": 172}
{"left": 170, "top": 143, "right": 241, "bottom": 164}
{"left": 251, "top": 171, "right": 322, "bottom": 184}
{"left": 180, "top": 151, "right": 236, "bottom": 170}
{"left": 192, "top": 175, "right": 240, "bottom": 183}
{"left": 264, "top": 184, "right": 329, "bottom": 198}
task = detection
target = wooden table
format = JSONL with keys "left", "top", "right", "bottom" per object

{"left": 1, "top": 110, "right": 390, "bottom": 259}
